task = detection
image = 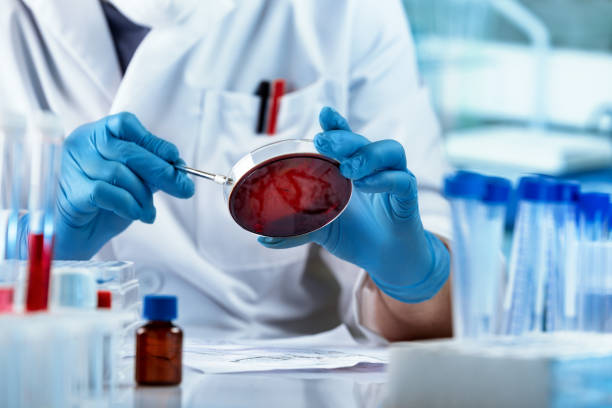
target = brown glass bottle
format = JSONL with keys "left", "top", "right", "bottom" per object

{"left": 135, "top": 295, "right": 183, "bottom": 386}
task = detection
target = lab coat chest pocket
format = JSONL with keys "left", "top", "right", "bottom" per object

{"left": 198, "top": 78, "right": 342, "bottom": 166}
{"left": 193, "top": 78, "right": 343, "bottom": 271}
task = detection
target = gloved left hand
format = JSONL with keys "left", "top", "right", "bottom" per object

{"left": 53, "top": 113, "right": 194, "bottom": 260}
{"left": 258, "top": 107, "right": 450, "bottom": 303}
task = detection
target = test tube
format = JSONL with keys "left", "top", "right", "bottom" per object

{"left": 25, "top": 112, "right": 63, "bottom": 312}
{"left": 579, "top": 193, "right": 609, "bottom": 241}
{"left": 0, "top": 111, "right": 26, "bottom": 313}
{"left": 444, "top": 171, "right": 487, "bottom": 338}
{"left": 608, "top": 201, "right": 612, "bottom": 241}
{"left": 502, "top": 176, "right": 555, "bottom": 335}
{"left": 576, "top": 192, "right": 610, "bottom": 332}
{"left": 0, "top": 111, "right": 26, "bottom": 259}
{"left": 545, "top": 181, "right": 580, "bottom": 332}
{"left": 605, "top": 239, "right": 612, "bottom": 332}
{"left": 479, "top": 176, "right": 511, "bottom": 335}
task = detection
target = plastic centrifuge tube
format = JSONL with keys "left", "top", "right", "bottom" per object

{"left": 576, "top": 192, "right": 610, "bottom": 332}
{"left": 604, "top": 203, "right": 612, "bottom": 332}
{"left": 444, "top": 171, "right": 487, "bottom": 338}
{"left": 545, "top": 181, "right": 580, "bottom": 332}
{"left": 579, "top": 193, "right": 609, "bottom": 241}
{"left": 479, "top": 176, "right": 511, "bottom": 335}
{"left": 502, "top": 176, "right": 555, "bottom": 335}
{"left": 608, "top": 201, "right": 612, "bottom": 241}
{"left": 25, "top": 112, "right": 63, "bottom": 313}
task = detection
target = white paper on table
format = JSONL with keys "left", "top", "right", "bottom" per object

{"left": 182, "top": 326, "right": 388, "bottom": 374}
{"left": 182, "top": 346, "right": 388, "bottom": 374}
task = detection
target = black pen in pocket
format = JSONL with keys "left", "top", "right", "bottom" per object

{"left": 255, "top": 81, "right": 271, "bottom": 134}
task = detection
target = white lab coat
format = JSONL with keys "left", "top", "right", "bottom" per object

{"left": 0, "top": 0, "right": 451, "bottom": 342}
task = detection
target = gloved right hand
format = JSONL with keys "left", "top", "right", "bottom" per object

{"left": 53, "top": 112, "right": 194, "bottom": 260}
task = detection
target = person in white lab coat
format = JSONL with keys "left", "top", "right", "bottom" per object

{"left": 0, "top": 0, "right": 453, "bottom": 343}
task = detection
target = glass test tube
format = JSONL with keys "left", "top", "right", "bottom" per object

{"left": 545, "top": 181, "right": 580, "bottom": 332}
{"left": 502, "top": 177, "right": 554, "bottom": 335}
{"left": 25, "top": 112, "right": 63, "bottom": 313}
{"left": 576, "top": 192, "right": 610, "bottom": 332}
{"left": 0, "top": 111, "right": 26, "bottom": 313}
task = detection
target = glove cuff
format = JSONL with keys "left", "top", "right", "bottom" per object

{"left": 371, "top": 231, "right": 450, "bottom": 303}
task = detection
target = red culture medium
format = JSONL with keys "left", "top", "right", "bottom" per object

{"left": 25, "top": 233, "right": 54, "bottom": 312}
{"left": 229, "top": 153, "right": 352, "bottom": 237}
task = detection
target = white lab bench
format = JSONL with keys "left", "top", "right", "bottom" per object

{"left": 113, "top": 333, "right": 612, "bottom": 407}
{"left": 114, "top": 359, "right": 387, "bottom": 408}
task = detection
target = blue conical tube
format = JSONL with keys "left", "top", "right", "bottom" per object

{"left": 576, "top": 192, "right": 610, "bottom": 332}
{"left": 445, "top": 172, "right": 486, "bottom": 338}
{"left": 502, "top": 176, "right": 555, "bottom": 335}
{"left": 478, "top": 176, "right": 511, "bottom": 335}
{"left": 445, "top": 171, "right": 510, "bottom": 338}
{"left": 545, "top": 181, "right": 580, "bottom": 332}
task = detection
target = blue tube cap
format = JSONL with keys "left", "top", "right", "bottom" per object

{"left": 143, "top": 294, "right": 178, "bottom": 321}
{"left": 483, "top": 176, "right": 511, "bottom": 203}
{"left": 578, "top": 193, "right": 610, "bottom": 221}
{"left": 552, "top": 181, "right": 581, "bottom": 203}
{"left": 517, "top": 176, "right": 555, "bottom": 202}
{"left": 444, "top": 171, "right": 486, "bottom": 199}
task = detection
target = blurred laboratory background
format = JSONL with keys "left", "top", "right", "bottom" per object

{"left": 401, "top": 0, "right": 612, "bottom": 195}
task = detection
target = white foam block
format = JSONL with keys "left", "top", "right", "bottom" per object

{"left": 386, "top": 333, "right": 612, "bottom": 408}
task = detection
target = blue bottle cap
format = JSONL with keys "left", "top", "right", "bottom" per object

{"left": 578, "top": 192, "right": 610, "bottom": 221}
{"left": 53, "top": 268, "right": 97, "bottom": 309}
{"left": 483, "top": 176, "right": 511, "bottom": 203}
{"left": 443, "top": 171, "right": 486, "bottom": 199}
{"left": 517, "top": 176, "right": 554, "bottom": 202}
{"left": 143, "top": 294, "right": 178, "bottom": 321}
{"left": 551, "top": 181, "right": 580, "bottom": 203}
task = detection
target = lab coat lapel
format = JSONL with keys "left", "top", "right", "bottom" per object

{"left": 110, "top": 0, "right": 236, "bottom": 113}
{"left": 22, "top": 0, "right": 122, "bottom": 104}
{"left": 178, "top": 0, "right": 236, "bottom": 38}
{"left": 108, "top": 0, "right": 237, "bottom": 273}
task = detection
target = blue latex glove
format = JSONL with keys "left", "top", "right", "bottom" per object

{"left": 48, "top": 112, "right": 194, "bottom": 260}
{"left": 258, "top": 107, "right": 450, "bottom": 303}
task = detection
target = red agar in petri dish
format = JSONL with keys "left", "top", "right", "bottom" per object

{"left": 229, "top": 153, "right": 352, "bottom": 237}
{"left": 25, "top": 233, "right": 54, "bottom": 312}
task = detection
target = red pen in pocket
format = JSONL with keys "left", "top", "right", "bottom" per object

{"left": 267, "top": 79, "right": 285, "bottom": 136}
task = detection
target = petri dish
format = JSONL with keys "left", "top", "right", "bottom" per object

{"left": 223, "top": 139, "right": 352, "bottom": 238}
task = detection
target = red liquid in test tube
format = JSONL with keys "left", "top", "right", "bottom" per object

{"left": 25, "top": 233, "right": 54, "bottom": 312}
{"left": 25, "top": 112, "right": 63, "bottom": 313}
{"left": 0, "top": 286, "right": 14, "bottom": 313}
